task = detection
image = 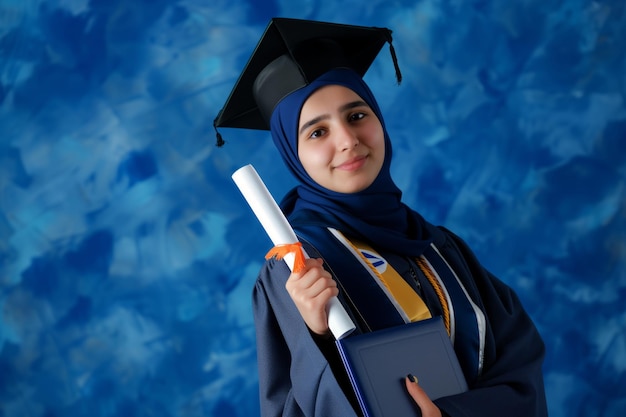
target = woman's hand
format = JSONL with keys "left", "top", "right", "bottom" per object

{"left": 405, "top": 375, "right": 442, "bottom": 417}
{"left": 285, "top": 257, "right": 339, "bottom": 336}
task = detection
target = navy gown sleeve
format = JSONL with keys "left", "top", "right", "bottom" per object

{"left": 252, "top": 257, "right": 358, "bottom": 417}
{"left": 433, "top": 227, "right": 548, "bottom": 417}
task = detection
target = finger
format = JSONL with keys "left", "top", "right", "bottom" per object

{"left": 286, "top": 260, "right": 321, "bottom": 295}
{"left": 405, "top": 374, "right": 424, "bottom": 405}
{"left": 288, "top": 258, "right": 324, "bottom": 280}
{"left": 290, "top": 274, "right": 338, "bottom": 305}
{"left": 290, "top": 261, "right": 333, "bottom": 291}
{"left": 286, "top": 266, "right": 335, "bottom": 304}
{"left": 405, "top": 375, "right": 441, "bottom": 417}
{"left": 307, "top": 279, "right": 339, "bottom": 301}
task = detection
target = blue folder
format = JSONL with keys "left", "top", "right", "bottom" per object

{"left": 336, "top": 316, "right": 467, "bottom": 417}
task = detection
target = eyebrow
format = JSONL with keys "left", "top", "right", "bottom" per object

{"left": 298, "top": 100, "right": 369, "bottom": 135}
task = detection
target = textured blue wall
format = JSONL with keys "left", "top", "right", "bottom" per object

{"left": 1, "top": 1, "right": 625, "bottom": 416}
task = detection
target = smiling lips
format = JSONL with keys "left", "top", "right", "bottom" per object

{"left": 335, "top": 155, "right": 368, "bottom": 171}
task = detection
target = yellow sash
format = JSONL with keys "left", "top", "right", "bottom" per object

{"left": 344, "top": 236, "right": 432, "bottom": 323}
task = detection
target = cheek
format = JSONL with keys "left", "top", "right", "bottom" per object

{"left": 362, "top": 122, "right": 385, "bottom": 152}
{"left": 298, "top": 145, "right": 322, "bottom": 180}
{"left": 374, "top": 123, "right": 386, "bottom": 152}
{"left": 299, "top": 144, "right": 331, "bottom": 168}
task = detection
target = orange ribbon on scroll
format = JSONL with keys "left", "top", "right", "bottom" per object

{"left": 265, "top": 242, "right": 306, "bottom": 273}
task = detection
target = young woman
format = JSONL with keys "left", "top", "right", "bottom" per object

{"left": 216, "top": 18, "right": 548, "bottom": 417}
{"left": 252, "top": 67, "right": 547, "bottom": 417}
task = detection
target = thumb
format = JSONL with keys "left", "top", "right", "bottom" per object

{"left": 405, "top": 374, "right": 428, "bottom": 407}
{"left": 405, "top": 374, "right": 442, "bottom": 417}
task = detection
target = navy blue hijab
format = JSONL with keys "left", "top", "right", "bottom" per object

{"left": 270, "top": 68, "right": 432, "bottom": 257}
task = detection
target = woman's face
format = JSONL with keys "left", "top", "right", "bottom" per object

{"left": 297, "top": 85, "right": 385, "bottom": 193}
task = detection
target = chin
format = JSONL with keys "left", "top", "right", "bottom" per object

{"left": 337, "top": 182, "right": 371, "bottom": 194}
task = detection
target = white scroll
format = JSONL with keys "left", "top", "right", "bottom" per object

{"left": 232, "top": 164, "right": 355, "bottom": 340}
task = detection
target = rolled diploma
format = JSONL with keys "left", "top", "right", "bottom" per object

{"left": 232, "top": 164, "right": 355, "bottom": 340}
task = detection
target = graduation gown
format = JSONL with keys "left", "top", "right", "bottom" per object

{"left": 252, "top": 220, "right": 548, "bottom": 417}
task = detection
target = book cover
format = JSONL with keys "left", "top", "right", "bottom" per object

{"left": 336, "top": 316, "right": 467, "bottom": 417}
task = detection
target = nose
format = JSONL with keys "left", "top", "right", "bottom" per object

{"left": 335, "top": 122, "right": 359, "bottom": 151}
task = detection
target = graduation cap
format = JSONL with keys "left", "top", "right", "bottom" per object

{"left": 213, "top": 17, "right": 401, "bottom": 146}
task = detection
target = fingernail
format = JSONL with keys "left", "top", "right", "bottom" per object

{"left": 407, "top": 373, "right": 418, "bottom": 384}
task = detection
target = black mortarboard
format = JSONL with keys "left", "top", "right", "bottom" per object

{"left": 213, "top": 17, "right": 401, "bottom": 145}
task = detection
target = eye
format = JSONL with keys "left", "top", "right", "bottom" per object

{"left": 308, "top": 127, "right": 326, "bottom": 139}
{"left": 348, "top": 112, "right": 367, "bottom": 122}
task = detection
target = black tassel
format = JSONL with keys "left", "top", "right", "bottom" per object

{"left": 216, "top": 131, "right": 225, "bottom": 147}
{"left": 213, "top": 118, "right": 225, "bottom": 147}
{"left": 384, "top": 29, "right": 402, "bottom": 85}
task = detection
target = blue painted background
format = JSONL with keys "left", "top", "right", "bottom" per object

{"left": 1, "top": 1, "right": 625, "bottom": 416}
